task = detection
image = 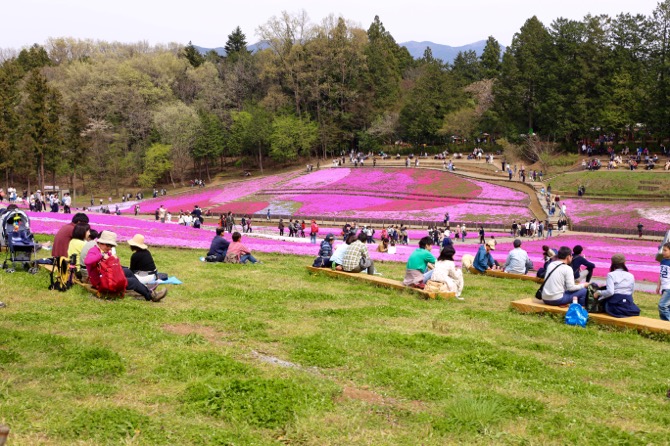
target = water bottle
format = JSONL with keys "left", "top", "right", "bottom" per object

{"left": 111, "top": 247, "right": 116, "bottom": 256}
{"left": 572, "top": 296, "right": 578, "bottom": 304}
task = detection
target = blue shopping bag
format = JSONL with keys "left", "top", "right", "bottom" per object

{"left": 565, "top": 303, "right": 588, "bottom": 328}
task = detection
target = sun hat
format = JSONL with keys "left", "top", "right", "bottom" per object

{"left": 97, "top": 231, "right": 118, "bottom": 246}
{"left": 127, "top": 233, "right": 148, "bottom": 250}
{"left": 485, "top": 240, "right": 496, "bottom": 250}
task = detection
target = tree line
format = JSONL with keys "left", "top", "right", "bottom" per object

{"left": 1, "top": 2, "right": 670, "bottom": 195}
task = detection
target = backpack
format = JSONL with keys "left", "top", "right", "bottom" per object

{"left": 98, "top": 255, "right": 128, "bottom": 297}
{"left": 48, "top": 256, "right": 73, "bottom": 292}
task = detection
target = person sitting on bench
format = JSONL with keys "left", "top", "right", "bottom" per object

{"left": 341, "top": 232, "right": 375, "bottom": 275}
{"left": 541, "top": 246, "right": 589, "bottom": 306}
{"left": 330, "top": 233, "right": 356, "bottom": 270}
{"left": 473, "top": 240, "right": 500, "bottom": 272}
{"left": 503, "top": 239, "right": 533, "bottom": 275}
{"left": 594, "top": 254, "right": 640, "bottom": 318}
{"left": 403, "top": 237, "right": 436, "bottom": 289}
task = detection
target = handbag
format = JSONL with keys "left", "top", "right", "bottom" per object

{"left": 312, "top": 256, "right": 325, "bottom": 268}
{"left": 535, "top": 263, "right": 566, "bottom": 300}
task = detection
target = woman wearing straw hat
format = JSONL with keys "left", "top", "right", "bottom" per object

{"left": 128, "top": 234, "right": 158, "bottom": 285}
{"left": 85, "top": 231, "right": 167, "bottom": 302}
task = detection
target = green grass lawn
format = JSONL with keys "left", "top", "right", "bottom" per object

{"left": 549, "top": 171, "right": 670, "bottom": 197}
{"left": 1, "top": 245, "right": 670, "bottom": 445}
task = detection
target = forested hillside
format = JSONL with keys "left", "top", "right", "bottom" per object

{"left": 2, "top": 3, "right": 670, "bottom": 194}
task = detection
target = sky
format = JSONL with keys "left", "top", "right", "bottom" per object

{"left": 1, "top": 0, "right": 664, "bottom": 51}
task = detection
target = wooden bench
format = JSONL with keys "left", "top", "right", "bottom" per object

{"left": 511, "top": 298, "right": 670, "bottom": 335}
{"left": 469, "top": 267, "right": 544, "bottom": 284}
{"left": 306, "top": 266, "right": 455, "bottom": 300}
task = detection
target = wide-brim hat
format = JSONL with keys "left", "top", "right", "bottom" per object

{"left": 127, "top": 233, "right": 148, "bottom": 250}
{"left": 97, "top": 231, "right": 118, "bottom": 246}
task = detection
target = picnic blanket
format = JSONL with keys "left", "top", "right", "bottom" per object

{"left": 149, "top": 276, "right": 182, "bottom": 285}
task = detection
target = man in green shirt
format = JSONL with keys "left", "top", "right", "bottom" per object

{"left": 403, "top": 237, "right": 436, "bottom": 289}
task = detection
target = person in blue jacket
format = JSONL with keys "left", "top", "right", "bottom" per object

{"left": 473, "top": 240, "right": 500, "bottom": 272}
{"left": 206, "top": 227, "right": 230, "bottom": 262}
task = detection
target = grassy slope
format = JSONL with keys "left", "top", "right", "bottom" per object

{"left": 1, "top": 244, "right": 670, "bottom": 445}
{"left": 549, "top": 171, "right": 670, "bottom": 197}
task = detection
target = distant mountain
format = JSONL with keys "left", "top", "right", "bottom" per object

{"left": 400, "top": 40, "right": 505, "bottom": 64}
{"left": 195, "top": 41, "right": 270, "bottom": 57}
{"left": 195, "top": 40, "right": 502, "bottom": 64}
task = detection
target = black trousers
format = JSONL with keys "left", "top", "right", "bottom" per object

{"left": 122, "top": 267, "right": 152, "bottom": 300}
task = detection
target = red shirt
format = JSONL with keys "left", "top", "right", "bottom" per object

{"left": 53, "top": 223, "right": 75, "bottom": 257}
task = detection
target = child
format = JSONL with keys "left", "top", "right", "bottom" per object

{"left": 656, "top": 242, "right": 670, "bottom": 321}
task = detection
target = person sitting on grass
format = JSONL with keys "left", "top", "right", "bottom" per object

{"left": 85, "top": 231, "right": 167, "bottom": 302}
{"left": 594, "top": 254, "right": 640, "bottom": 318}
{"left": 330, "top": 233, "right": 356, "bottom": 270}
{"left": 403, "top": 237, "right": 436, "bottom": 289}
{"left": 78, "top": 229, "right": 100, "bottom": 282}
{"left": 128, "top": 234, "right": 158, "bottom": 285}
{"left": 503, "top": 239, "right": 533, "bottom": 275}
{"left": 227, "top": 232, "right": 261, "bottom": 264}
{"left": 377, "top": 238, "right": 389, "bottom": 253}
{"left": 541, "top": 246, "right": 589, "bottom": 307}
{"left": 473, "top": 240, "right": 500, "bottom": 273}
{"left": 341, "top": 232, "right": 375, "bottom": 275}
{"left": 426, "top": 244, "right": 464, "bottom": 298}
{"left": 67, "top": 223, "right": 90, "bottom": 273}
{"left": 571, "top": 245, "right": 595, "bottom": 282}
{"left": 206, "top": 227, "right": 230, "bottom": 262}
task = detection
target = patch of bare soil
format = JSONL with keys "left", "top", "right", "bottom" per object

{"left": 336, "top": 385, "right": 385, "bottom": 405}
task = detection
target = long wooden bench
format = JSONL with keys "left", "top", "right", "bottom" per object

{"left": 469, "top": 267, "right": 544, "bottom": 284}
{"left": 306, "top": 266, "right": 455, "bottom": 300}
{"left": 511, "top": 297, "right": 670, "bottom": 335}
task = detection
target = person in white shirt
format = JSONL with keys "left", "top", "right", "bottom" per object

{"left": 594, "top": 254, "right": 640, "bottom": 318}
{"left": 429, "top": 245, "right": 464, "bottom": 299}
{"left": 541, "top": 246, "right": 589, "bottom": 306}
{"left": 503, "top": 239, "right": 533, "bottom": 274}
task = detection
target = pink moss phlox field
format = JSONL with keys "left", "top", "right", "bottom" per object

{"left": 563, "top": 198, "right": 669, "bottom": 232}
{"left": 112, "top": 167, "right": 534, "bottom": 224}
{"left": 127, "top": 172, "right": 296, "bottom": 214}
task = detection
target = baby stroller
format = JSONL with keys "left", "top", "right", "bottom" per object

{"left": 1, "top": 206, "right": 40, "bottom": 273}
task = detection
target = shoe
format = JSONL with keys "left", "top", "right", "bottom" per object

{"left": 150, "top": 288, "right": 168, "bottom": 302}
{"left": 199, "top": 256, "right": 205, "bottom": 262}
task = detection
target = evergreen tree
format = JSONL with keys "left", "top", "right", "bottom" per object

{"left": 452, "top": 50, "right": 482, "bottom": 84}
{"left": 224, "top": 26, "right": 251, "bottom": 63}
{"left": 21, "top": 69, "right": 63, "bottom": 191}
{"left": 365, "top": 16, "right": 403, "bottom": 112}
{"left": 182, "top": 41, "right": 204, "bottom": 68}
{"left": 480, "top": 36, "right": 502, "bottom": 78}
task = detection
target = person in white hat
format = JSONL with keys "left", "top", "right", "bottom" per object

{"left": 84, "top": 231, "right": 167, "bottom": 302}
{"left": 128, "top": 234, "right": 158, "bottom": 285}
